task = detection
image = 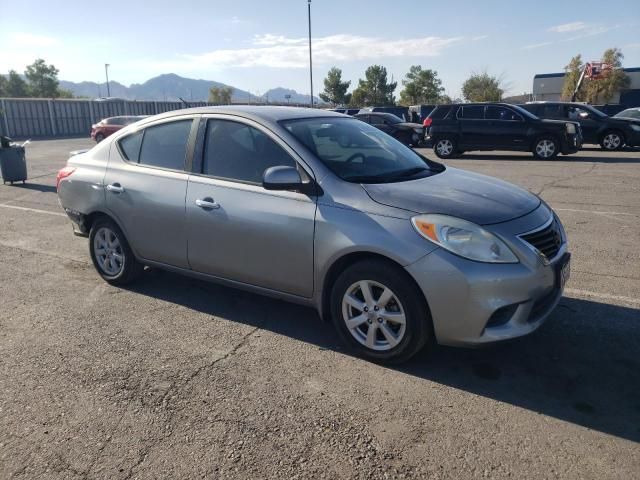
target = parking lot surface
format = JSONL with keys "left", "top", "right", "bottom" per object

{"left": 1, "top": 138, "right": 639, "bottom": 479}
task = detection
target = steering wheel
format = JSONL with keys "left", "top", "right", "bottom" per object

{"left": 345, "top": 152, "right": 366, "bottom": 165}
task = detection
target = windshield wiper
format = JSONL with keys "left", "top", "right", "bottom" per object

{"left": 345, "top": 167, "right": 428, "bottom": 183}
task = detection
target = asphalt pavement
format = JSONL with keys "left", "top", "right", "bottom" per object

{"left": 0, "top": 138, "right": 638, "bottom": 479}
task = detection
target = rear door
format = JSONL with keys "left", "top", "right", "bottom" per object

{"left": 185, "top": 116, "right": 317, "bottom": 297}
{"left": 104, "top": 116, "right": 198, "bottom": 268}
{"left": 457, "top": 105, "right": 488, "bottom": 147}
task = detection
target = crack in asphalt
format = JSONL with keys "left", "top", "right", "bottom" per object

{"left": 535, "top": 162, "right": 598, "bottom": 196}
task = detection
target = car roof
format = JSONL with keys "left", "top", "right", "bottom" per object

{"left": 141, "top": 105, "right": 345, "bottom": 125}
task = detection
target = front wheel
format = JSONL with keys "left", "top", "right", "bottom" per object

{"left": 330, "top": 260, "right": 432, "bottom": 364}
{"left": 95, "top": 133, "right": 105, "bottom": 143}
{"left": 433, "top": 137, "right": 458, "bottom": 159}
{"left": 89, "top": 218, "right": 143, "bottom": 285}
{"left": 600, "top": 131, "right": 624, "bottom": 151}
{"left": 532, "top": 137, "right": 559, "bottom": 160}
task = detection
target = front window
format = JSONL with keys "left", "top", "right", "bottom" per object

{"left": 282, "top": 117, "right": 441, "bottom": 184}
{"left": 485, "top": 106, "right": 523, "bottom": 121}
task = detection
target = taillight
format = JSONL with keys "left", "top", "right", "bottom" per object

{"left": 423, "top": 118, "right": 433, "bottom": 127}
{"left": 56, "top": 166, "right": 76, "bottom": 190}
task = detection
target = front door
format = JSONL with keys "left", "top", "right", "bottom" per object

{"left": 186, "top": 117, "right": 316, "bottom": 297}
{"left": 104, "top": 117, "right": 197, "bottom": 268}
{"left": 484, "top": 105, "right": 528, "bottom": 149}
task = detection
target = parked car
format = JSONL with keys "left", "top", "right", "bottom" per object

{"left": 358, "top": 106, "right": 410, "bottom": 121}
{"left": 425, "top": 103, "right": 582, "bottom": 159}
{"left": 613, "top": 107, "right": 640, "bottom": 121}
{"left": 91, "top": 116, "right": 147, "bottom": 143}
{"left": 519, "top": 102, "right": 640, "bottom": 151}
{"left": 57, "top": 106, "right": 570, "bottom": 364}
{"left": 355, "top": 112, "right": 424, "bottom": 147}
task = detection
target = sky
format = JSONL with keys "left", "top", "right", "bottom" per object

{"left": 1, "top": 0, "right": 639, "bottom": 98}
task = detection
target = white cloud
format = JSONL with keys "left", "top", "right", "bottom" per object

{"left": 548, "top": 21, "right": 588, "bottom": 33}
{"left": 9, "top": 32, "right": 59, "bottom": 47}
{"left": 522, "top": 41, "right": 554, "bottom": 50}
{"left": 472, "top": 35, "right": 489, "bottom": 41}
{"left": 169, "top": 33, "right": 463, "bottom": 70}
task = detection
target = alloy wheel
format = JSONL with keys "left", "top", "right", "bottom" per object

{"left": 436, "top": 139, "right": 453, "bottom": 156}
{"left": 535, "top": 139, "right": 556, "bottom": 158}
{"left": 602, "top": 133, "right": 622, "bottom": 150}
{"left": 342, "top": 280, "right": 406, "bottom": 351}
{"left": 93, "top": 227, "right": 125, "bottom": 276}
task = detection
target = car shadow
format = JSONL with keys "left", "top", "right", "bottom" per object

{"left": 124, "top": 269, "right": 640, "bottom": 443}
{"left": 9, "top": 182, "right": 58, "bottom": 193}
{"left": 451, "top": 153, "right": 640, "bottom": 163}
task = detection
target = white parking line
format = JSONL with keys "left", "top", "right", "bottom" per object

{"left": 555, "top": 207, "right": 637, "bottom": 217}
{"left": 565, "top": 288, "right": 640, "bottom": 307}
{"left": 0, "top": 203, "right": 67, "bottom": 217}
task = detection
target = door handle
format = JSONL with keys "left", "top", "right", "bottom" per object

{"left": 106, "top": 183, "right": 124, "bottom": 194}
{"left": 195, "top": 197, "right": 220, "bottom": 210}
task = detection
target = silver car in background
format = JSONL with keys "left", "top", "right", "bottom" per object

{"left": 57, "top": 106, "right": 570, "bottom": 363}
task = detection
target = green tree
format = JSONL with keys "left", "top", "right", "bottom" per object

{"left": 25, "top": 58, "right": 61, "bottom": 97}
{"left": 350, "top": 65, "right": 397, "bottom": 106}
{"left": 586, "top": 48, "right": 630, "bottom": 103}
{"left": 437, "top": 94, "right": 452, "bottom": 104}
{"left": 561, "top": 54, "right": 584, "bottom": 101}
{"left": 5, "top": 70, "right": 29, "bottom": 97}
{"left": 398, "top": 65, "right": 444, "bottom": 105}
{"left": 0, "top": 75, "right": 7, "bottom": 96}
{"left": 208, "top": 85, "right": 233, "bottom": 104}
{"left": 319, "top": 67, "right": 351, "bottom": 105}
{"left": 461, "top": 72, "right": 504, "bottom": 102}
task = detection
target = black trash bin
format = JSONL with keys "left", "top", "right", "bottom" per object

{"left": 0, "top": 136, "right": 28, "bottom": 185}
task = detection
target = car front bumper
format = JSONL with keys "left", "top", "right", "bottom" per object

{"left": 405, "top": 206, "right": 569, "bottom": 346}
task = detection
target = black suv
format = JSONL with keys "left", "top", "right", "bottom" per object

{"left": 425, "top": 103, "right": 582, "bottom": 159}
{"left": 355, "top": 112, "right": 424, "bottom": 147}
{"left": 519, "top": 102, "right": 640, "bottom": 151}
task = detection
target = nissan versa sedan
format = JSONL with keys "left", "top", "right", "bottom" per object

{"left": 57, "top": 106, "right": 570, "bottom": 363}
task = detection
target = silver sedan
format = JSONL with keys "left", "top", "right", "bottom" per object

{"left": 57, "top": 106, "right": 570, "bottom": 363}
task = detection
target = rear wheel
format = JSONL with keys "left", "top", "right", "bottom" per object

{"left": 532, "top": 137, "right": 559, "bottom": 160}
{"left": 433, "top": 137, "right": 458, "bottom": 159}
{"left": 600, "top": 131, "right": 624, "bottom": 151}
{"left": 89, "top": 218, "right": 143, "bottom": 285}
{"left": 330, "top": 260, "right": 432, "bottom": 364}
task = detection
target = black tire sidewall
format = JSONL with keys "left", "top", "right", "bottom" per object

{"left": 330, "top": 260, "right": 432, "bottom": 364}
{"left": 89, "top": 218, "right": 141, "bottom": 285}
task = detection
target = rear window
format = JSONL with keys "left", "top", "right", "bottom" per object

{"left": 458, "top": 106, "right": 484, "bottom": 119}
{"left": 428, "top": 106, "right": 452, "bottom": 120}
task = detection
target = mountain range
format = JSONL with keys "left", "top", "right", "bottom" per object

{"left": 58, "top": 73, "right": 322, "bottom": 104}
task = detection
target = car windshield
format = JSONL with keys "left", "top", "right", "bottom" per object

{"left": 614, "top": 109, "right": 640, "bottom": 119}
{"left": 281, "top": 117, "right": 440, "bottom": 183}
{"left": 579, "top": 104, "right": 608, "bottom": 118}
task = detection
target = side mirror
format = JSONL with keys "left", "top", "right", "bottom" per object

{"left": 262, "top": 165, "right": 303, "bottom": 191}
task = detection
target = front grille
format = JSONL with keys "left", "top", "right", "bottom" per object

{"left": 520, "top": 219, "right": 562, "bottom": 260}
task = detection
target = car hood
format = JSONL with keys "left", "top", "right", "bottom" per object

{"left": 362, "top": 167, "right": 540, "bottom": 225}
{"left": 397, "top": 122, "right": 423, "bottom": 129}
{"left": 609, "top": 116, "right": 640, "bottom": 126}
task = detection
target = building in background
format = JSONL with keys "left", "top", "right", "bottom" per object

{"left": 532, "top": 67, "right": 640, "bottom": 105}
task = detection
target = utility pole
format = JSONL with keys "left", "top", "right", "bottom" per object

{"left": 104, "top": 64, "right": 111, "bottom": 97}
{"left": 308, "top": 0, "right": 313, "bottom": 108}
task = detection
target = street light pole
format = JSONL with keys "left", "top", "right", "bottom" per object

{"left": 307, "top": 0, "right": 313, "bottom": 108}
{"left": 104, "top": 64, "right": 111, "bottom": 97}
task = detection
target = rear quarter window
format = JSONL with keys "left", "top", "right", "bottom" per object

{"left": 119, "top": 131, "right": 143, "bottom": 161}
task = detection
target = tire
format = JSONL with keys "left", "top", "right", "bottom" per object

{"left": 330, "top": 259, "right": 433, "bottom": 364}
{"left": 600, "top": 131, "right": 624, "bottom": 151}
{"left": 532, "top": 136, "right": 559, "bottom": 160}
{"left": 89, "top": 218, "right": 143, "bottom": 286}
{"left": 95, "top": 133, "right": 105, "bottom": 143}
{"left": 433, "top": 137, "right": 458, "bottom": 159}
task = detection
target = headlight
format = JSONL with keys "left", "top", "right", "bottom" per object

{"left": 566, "top": 123, "right": 577, "bottom": 134}
{"left": 631, "top": 124, "right": 640, "bottom": 132}
{"left": 411, "top": 214, "right": 519, "bottom": 263}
